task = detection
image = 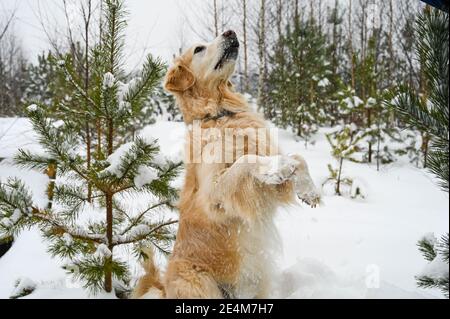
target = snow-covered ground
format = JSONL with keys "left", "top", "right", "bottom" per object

{"left": 0, "top": 118, "right": 448, "bottom": 299}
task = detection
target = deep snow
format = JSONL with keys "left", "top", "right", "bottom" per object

{"left": 0, "top": 118, "right": 448, "bottom": 299}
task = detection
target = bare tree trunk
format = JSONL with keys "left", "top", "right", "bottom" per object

{"left": 107, "top": 118, "right": 114, "bottom": 156}
{"left": 359, "top": 1, "right": 367, "bottom": 63}
{"left": 0, "top": 8, "right": 25, "bottom": 116}
{"left": 385, "top": 0, "right": 396, "bottom": 128}
{"left": 46, "top": 163, "right": 57, "bottom": 210}
{"left": 97, "top": 0, "right": 104, "bottom": 158}
{"left": 213, "top": 0, "right": 219, "bottom": 37}
{"left": 367, "top": 2, "right": 378, "bottom": 164}
{"left": 0, "top": 9, "right": 16, "bottom": 42}
{"left": 419, "top": 56, "right": 429, "bottom": 168}
{"left": 330, "top": 0, "right": 339, "bottom": 125}
{"left": 422, "top": 133, "right": 429, "bottom": 168}
{"left": 96, "top": 120, "right": 102, "bottom": 157}
{"left": 332, "top": 0, "right": 338, "bottom": 76}
{"left": 242, "top": 0, "right": 249, "bottom": 92}
{"left": 100, "top": 0, "right": 104, "bottom": 42}
{"left": 104, "top": 115, "right": 115, "bottom": 293}
{"left": 388, "top": 0, "right": 394, "bottom": 86}
{"left": 367, "top": 109, "right": 372, "bottom": 163}
{"left": 257, "top": 0, "right": 266, "bottom": 111}
{"left": 376, "top": 120, "right": 381, "bottom": 171}
{"left": 276, "top": 0, "right": 283, "bottom": 36}
{"left": 318, "top": 0, "right": 323, "bottom": 31}
{"left": 105, "top": 191, "right": 113, "bottom": 293}
{"left": 83, "top": 0, "right": 93, "bottom": 202}
{"left": 349, "top": 0, "right": 355, "bottom": 89}
{"left": 294, "top": 0, "right": 299, "bottom": 20}
{"left": 336, "top": 157, "right": 344, "bottom": 196}
{"left": 104, "top": 3, "right": 117, "bottom": 292}
{"left": 62, "top": 0, "right": 78, "bottom": 63}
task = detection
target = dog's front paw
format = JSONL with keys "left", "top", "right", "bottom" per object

{"left": 255, "top": 155, "right": 298, "bottom": 185}
{"left": 289, "top": 155, "right": 321, "bottom": 208}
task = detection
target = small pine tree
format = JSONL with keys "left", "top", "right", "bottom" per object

{"left": 324, "top": 124, "right": 367, "bottom": 197}
{"left": 22, "top": 52, "right": 57, "bottom": 107}
{"left": 148, "top": 83, "right": 181, "bottom": 122}
{"left": 391, "top": 130, "right": 422, "bottom": 166}
{"left": 386, "top": 7, "right": 448, "bottom": 192}
{"left": 385, "top": 7, "right": 449, "bottom": 297}
{"left": 23, "top": 49, "right": 78, "bottom": 118}
{"left": 336, "top": 85, "right": 364, "bottom": 123}
{"left": 0, "top": 0, "right": 180, "bottom": 295}
{"left": 362, "top": 96, "right": 400, "bottom": 169}
{"left": 267, "top": 9, "right": 330, "bottom": 145}
{"left": 336, "top": 88, "right": 414, "bottom": 170}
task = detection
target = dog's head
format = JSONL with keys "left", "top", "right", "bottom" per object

{"left": 164, "top": 31, "right": 245, "bottom": 122}
{"left": 166, "top": 30, "right": 239, "bottom": 92}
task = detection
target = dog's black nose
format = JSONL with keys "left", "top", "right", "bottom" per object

{"left": 223, "top": 30, "right": 236, "bottom": 38}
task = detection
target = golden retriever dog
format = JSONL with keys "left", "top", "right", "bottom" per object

{"left": 133, "top": 30, "right": 320, "bottom": 299}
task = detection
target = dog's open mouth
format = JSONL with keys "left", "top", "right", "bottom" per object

{"left": 214, "top": 43, "right": 239, "bottom": 70}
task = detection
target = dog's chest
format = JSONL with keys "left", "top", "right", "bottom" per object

{"left": 233, "top": 218, "right": 277, "bottom": 298}
{"left": 187, "top": 121, "right": 250, "bottom": 165}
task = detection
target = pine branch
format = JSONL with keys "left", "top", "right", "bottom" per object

{"left": 416, "top": 10, "right": 449, "bottom": 115}
{"left": 101, "top": 72, "right": 119, "bottom": 119}
{"left": 70, "top": 254, "right": 130, "bottom": 294}
{"left": 140, "top": 161, "right": 182, "bottom": 201}
{"left": 22, "top": 106, "right": 86, "bottom": 176}
{"left": 56, "top": 60, "right": 99, "bottom": 115}
{"left": 386, "top": 87, "right": 444, "bottom": 137}
{"left": 427, "top": 147, "right": 449, "bottom": 192}
{"left": 33, "top": 210, "right": 105, "bottom": 244}
{"left": 416, "top": 233, "right": 449, "bottom": 298}
{"left": 53, "top": 184, "right": 96, "bottom": 220}
{"left": 47, "top": 233, "right": 93, "bottom": 259}
{"left": 14, "top": 149, "right": 56, "bottom": 173}
{"left": 438, "top": 233, "right": 449, "bottom": 263}
{"left": 98, "top": 137, "right": 160, "bottom": 191}
{"left": 119, "top": 201, "right": 169, "bottom": 236}
{"left": 0, "top": 178, "right": 34, "bottom": 240}
{"left": 112, "top": 199, "right": 131, "bottom": 223}
{"left": 0, "top": 180, "right": 103, "bottom": 244}
{"left": 418, "top": 235, "right": 437, "bottom": 262}
{"left": 124, "top": 55, "right": 166, "bottom": 115}
{"left": 416, "top": 275, "right": 449, "bottom": 298}
{"left": 148, "top": 239, "right": 173, "bottom": 256}
{"left": 101, "top": 0, "right": 128, "bottom": 76}
{"left": 114, "top": 219, "right": 177, "bottom": 246}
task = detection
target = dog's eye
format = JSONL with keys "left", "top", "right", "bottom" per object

{"left": 194, "top": 46, "right": 206, "bottom": 54}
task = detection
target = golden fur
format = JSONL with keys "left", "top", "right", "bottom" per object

{"left": 133, "top": 32, "right": 320, "bottom": 299}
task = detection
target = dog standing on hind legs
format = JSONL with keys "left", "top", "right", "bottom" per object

{"left": 132, "top": 30, "right": 321, "bottom": 299}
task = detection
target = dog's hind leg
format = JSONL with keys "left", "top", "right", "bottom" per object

{"left": 165, "top": 261, "right": 223, "bottom": 299}
{"left": 131, "top": 247, "right": 165, "bottom": 299}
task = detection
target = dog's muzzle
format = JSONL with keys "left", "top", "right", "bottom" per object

{"left": 215, "top": 30, "right": 239, "bottom": 70}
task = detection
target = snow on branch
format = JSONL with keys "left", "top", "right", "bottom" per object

{"left": 113, "top": 219, "right": 177, "bottom": 246}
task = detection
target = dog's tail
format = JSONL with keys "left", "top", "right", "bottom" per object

{"left": 131, "top": 246, "right": 165, "bottom": 299}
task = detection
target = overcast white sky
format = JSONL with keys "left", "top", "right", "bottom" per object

{"left": 1, "top": 0, "right": 207, "bottom": 69}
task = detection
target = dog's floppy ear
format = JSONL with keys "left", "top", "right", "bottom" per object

{"left": 165, "top": 64, "right": 196, "bottom": 92}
